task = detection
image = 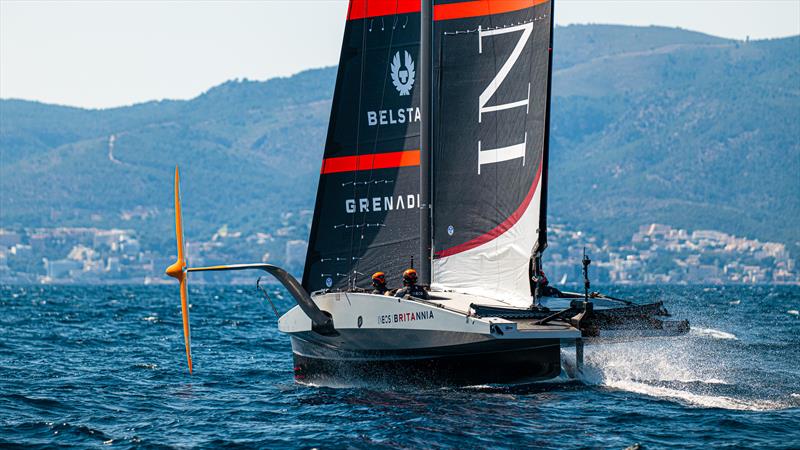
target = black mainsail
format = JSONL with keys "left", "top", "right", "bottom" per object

{"left": 302, "top": 1, "right": 423, "bottom": 293}
{"left": 430, "top": 0, "right": 554, "bottom": 305}
{"left": 304, "top": 0, "right": 553, "bottom": 302}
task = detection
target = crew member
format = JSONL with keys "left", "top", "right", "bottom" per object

{"left": 538, "top": 270, "right": 549, "bottom": 287}
{"left": 395, "top": 268, "right": 429, "bottom": 300}
{"left": 371, "top": 272, "right": 388, "bottom": 295}
{"left": 534, "top": 270, "right": 562, "bottom": 298}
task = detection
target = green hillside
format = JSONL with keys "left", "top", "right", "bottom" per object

{"left": 549, "top": 27, "right": 800, "bottom": 248}
{"left": 1, "top": 25, "right": 799, "bottom": 257}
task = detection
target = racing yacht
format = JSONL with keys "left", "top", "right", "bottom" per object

{"left": 165, "top": 0, "right": 688, "bottom": 385}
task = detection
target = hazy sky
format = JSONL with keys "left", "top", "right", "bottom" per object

{"left": 2, "top": 0, "right": 798, "bottom": 109}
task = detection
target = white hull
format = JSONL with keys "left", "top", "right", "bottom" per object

{"left": 279, "top": 291, "right": 579, "bottom": 350}
{"left": 278, "top": 291, "right": 580, "bottom": 385}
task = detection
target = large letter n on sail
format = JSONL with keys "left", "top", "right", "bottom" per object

{"left": 477, "top": 22, "right": 532, "bottom": 174}
{"left": 478, "top": 23, "right": 532, "bottom": 123}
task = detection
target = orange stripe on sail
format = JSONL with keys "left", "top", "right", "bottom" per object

{"left": 346, "top": 0, "right": 548, "bottom": 21}
{"left": 348, "top": 0, "right": 421, "bottom": 20}
{"left": 320, "top": 150, "right": 420, "bottom": 174}
{"left": 435, "top": 0, "right": 548, "bottom": 21}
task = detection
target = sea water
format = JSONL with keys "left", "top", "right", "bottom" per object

{"left": 1, "top": 285, "right": 798, "bottom": 448}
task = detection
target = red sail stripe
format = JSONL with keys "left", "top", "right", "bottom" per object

{"left": 347, "top": 0, "right": 420, "bottom": 20}
{"left": 320, "top": 150, "right": 420, "bottom": 174}
{"left": 347, "top": 0, "right": 546, "bottom": 21}
{"left": 434, "top": 158, "right": 543, "bottom": 258}
{"left": 434, "top": 0, "right": 547, "bottom": 21}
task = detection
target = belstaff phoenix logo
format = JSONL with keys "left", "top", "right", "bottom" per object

{"left": 390, "top": 51, "right": 415, "bottom": 96}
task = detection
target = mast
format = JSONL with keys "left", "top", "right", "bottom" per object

{"left": 537, "top": 0, "right": 556, "bottom": 255}
{"left": 531, "top": 0, "right": 556, "bottom": 302}
{"left": 419, "top": 0, "right": 433, "bottom": 285}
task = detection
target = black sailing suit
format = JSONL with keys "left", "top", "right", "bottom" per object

{"left": 395, "top": 284, "right": 429, "bottom": 300}
{"left": 371, "top": 286, "right": 388, "bottom": 295}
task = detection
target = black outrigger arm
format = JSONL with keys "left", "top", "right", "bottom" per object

{"left": 164, "top": 166, "right": 337, "bottom": 375}
{"left": 189, "top": 264, "right": 336, "bottom": 336}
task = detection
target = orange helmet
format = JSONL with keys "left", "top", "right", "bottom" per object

{"left": 372, "top": 272, "right": 386, "bottom": 285}
{"left": 402, "top": 268, "right": 417, "bottom": 285}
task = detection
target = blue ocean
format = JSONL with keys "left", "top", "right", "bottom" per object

{"left": 1, "top": 284, "right": 798, "bottom": 448}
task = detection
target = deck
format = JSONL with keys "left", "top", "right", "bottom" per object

{"left": 422, "top": 290, "right": 580, "bottom": 336}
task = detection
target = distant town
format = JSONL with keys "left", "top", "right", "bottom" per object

{"left": 1, "top": 218, "right": 797, "bottom": 286}
{"left": 544, "top": 223, "right": 797, "bottom": 285}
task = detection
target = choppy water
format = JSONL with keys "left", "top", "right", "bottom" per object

{"left": 1, "top": 284, "right": 798, "bottom": 448}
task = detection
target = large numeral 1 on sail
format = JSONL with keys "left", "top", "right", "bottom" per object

{"left": 477, "top": 22, "right": 533, "bottom": 175}
{"left": 478, "top": 132, "right": 527, "bottom": 175}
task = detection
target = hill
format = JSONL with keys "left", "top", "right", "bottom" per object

{"left": 1, "top": 25, "right": 799, "bottom": 262}
{"left": 549, "top": 27, "right": 799, "bottom": 249}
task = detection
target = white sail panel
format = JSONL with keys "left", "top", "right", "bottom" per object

{"left": 433, "top": 177, "right": 542, "bottom": 305}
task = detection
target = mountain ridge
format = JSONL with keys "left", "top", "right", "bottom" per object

{"left": 1, "top": 24, "right": 798, "bottom": 260}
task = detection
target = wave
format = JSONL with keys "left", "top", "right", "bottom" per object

{"left": 602, "top": 379, "right": 785, "bottom": 411}
{"left": 564, "top": 339, "right": 794, "bottom": 412}
{"left": 691, "top": 327, "right": 738, "bottom": 340}
{"left": 7, "top": 394, "right": 66, "bottom": 410}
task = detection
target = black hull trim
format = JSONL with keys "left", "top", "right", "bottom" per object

{"left": 293, "top": 342, "right": 561, "bottom": 387}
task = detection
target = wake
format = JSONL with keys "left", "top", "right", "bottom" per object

{"left": 599, "top": 379, "right": 785, "bottom": 411}
{"left": 562, "top": 333, "right": 795, "bottom": 412}
{"left": 690, "top": 326, "right": 738, "bottom": 340}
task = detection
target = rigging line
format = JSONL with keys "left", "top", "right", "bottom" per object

{"left": 345, "top": 3, "right": 371, "bottom": 288}
{"left": 541, "top": 6, "right": 554, "bottom": 256}
{"left": 256, "top": 277, "right": 280, "bottom": 319}
{"left": 432, "top": 24, "right": 445, "bottom": 282}
{"left": 351, "top": 0, "right": 403, "bottom": 283}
